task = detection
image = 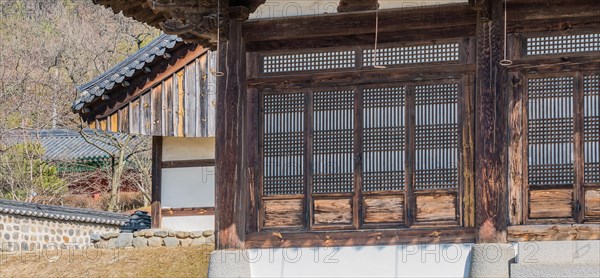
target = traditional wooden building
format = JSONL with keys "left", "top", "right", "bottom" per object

{"left": 74, "top": 0, "right": 599, "bottom": 277}
{"left": 75, "top": 34, "right": 217, "bottom": 231}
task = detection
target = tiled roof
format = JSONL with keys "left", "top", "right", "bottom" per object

{"left": 2, "top": 129, "right": 130, "bottom": 162}
{"left": 0, "top": 198, "right": 129, "bottom": 225}
{"left": 72, "top": 34, "right": 182, "bottom": 111}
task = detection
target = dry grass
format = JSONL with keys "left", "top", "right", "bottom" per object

{"left": 0, "top": 246, "right": 213, "bottom": 278}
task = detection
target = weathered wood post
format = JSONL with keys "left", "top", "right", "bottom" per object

{"left": 215, "top": 6, "right": 249, "bottom": 251}
{"left": 471, "top": 0, "right": 513, "bottom": 276}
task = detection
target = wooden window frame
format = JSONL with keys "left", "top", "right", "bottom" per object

{"left": 507, "top": 30, "right": 600, "bottom": 226}
{"left": 248, "top": 39, "right": 476, "bottom": 238}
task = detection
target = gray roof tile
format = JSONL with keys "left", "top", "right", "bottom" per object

{"left": 73, "top": 34, "right": 182, "bottom": 111}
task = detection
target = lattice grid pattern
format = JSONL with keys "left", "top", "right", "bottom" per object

{"left": 313, "top": 90, "right": 355, "bottom": 193}
{"left": 262, "top": 51, "right": 356, "bottom": 73}
{"left": 262, "top": 92, "right": 305, "bottom": 195}
{"left": 363, "top": 87, "right": 406, "bottom": 191}
{"left": 363, "top": 43, "right": 459, "bottom": 67}
{"left": 527, "top": 76, "right": 575, "bottom": 187}
{"left": 526, "top": 33, "right": 600, "bottom": 55}
{"left": 584, "top": 75, "right": 600, "bottom": 184}
{"left": 414, "top": 84, "right": 458, "bottom": 190}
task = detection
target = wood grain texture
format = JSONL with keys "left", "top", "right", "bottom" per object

{"left": 529, "top": 189, "right": 573, "bottom": 219}
{"left": 474, "top": 0, "right": 509, "bottom": 243}
{"left": 584, "top": 188, "right": 600, "bottom": 220}
{"left": 508, "top": 224, "right": 600, "bottom": 242}
{"left": 313, "top": 199, "right": 353, "bottom": 225}
{"left": 508, "top": 71, "right": 524, "bottom": 225}
{"left": 363, "top": 196, "right": 404, "bottom": 224}
{"left": 416, "top": 193, "right": 457, "bottom": 222}
{"left": 245, "top": 227, "right": 476, "bottom": 249}
{"left": 263, "top": 199, "right": 303, "bottom": 228}
{"left": 151, "top": 136, "right": 163, "bottom": 228}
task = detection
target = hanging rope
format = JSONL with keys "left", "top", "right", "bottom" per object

{"left": 373, "top": 5, "right": 386, "bottom": 69}
{"left": 500, "top": 0, "right": 513, "bottom": 66}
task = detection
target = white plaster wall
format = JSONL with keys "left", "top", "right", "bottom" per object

{"left": 161, "top": 167, "right": 215, "bottom": 208}
{"left": 162, "top": 137, "right": 215, "bottom": 161}
{"left": 250, "top": 1, "right": 467, "bottom": 19}
{"left": 161, "top": 216, "right": 215, "bottom": 231}
{"left": 246, "top": 244, "right": 473, "bottom": 278}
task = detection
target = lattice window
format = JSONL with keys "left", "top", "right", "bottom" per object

{"left": 363, "top": 43, "right": 459, "bottom": 67}
{"left": 313, "top": 90, "right": 355, "bottom": 193}
{"left": 527, "top": 76, "right": 575, "bottom": 187}
{"left": 584, "top": 75, "right": 600, "bottom": 184}
{"left": 414, "top": 84, "right": 459, "bottom": 190}
{"left": 263, "top": 92, "right": 305, "bottom": 195}
{"left": 363, "top": 87, "right": 406, "bottom": 191}
{"left": 262, "top": 51, "right": 356, "bottom": 74}
{"left": 526, "top": 33, "right": 600, "bottom": 55}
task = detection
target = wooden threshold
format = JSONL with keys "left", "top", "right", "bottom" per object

{"left": 508, "top": 224, "right": 600, "bottom": 242}
{"left": 161, "top": 207, "right": 215, "bottom": 217}
{"left": 245, "top": 227, "right": 475, "bottom": 249}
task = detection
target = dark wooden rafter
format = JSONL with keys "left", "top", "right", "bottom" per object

{"left": 337, "top": 0, "right": 378, "bottom": 13}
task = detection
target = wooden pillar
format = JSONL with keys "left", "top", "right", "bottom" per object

{"left": 473, "top": 0, "right": 509, "bottom": 243}
{"left": 215, "top": 6, "right": 249, "bottom": 250}
{"left": 151, "top": 136, "right": 163, "bottom": 228}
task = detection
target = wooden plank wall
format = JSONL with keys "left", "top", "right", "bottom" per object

{"left": 92, "top": 53, "right": 217, "bottom": 138}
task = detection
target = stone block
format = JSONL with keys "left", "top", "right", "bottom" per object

{"left": 101, "top": 232, "right": 119, "bottom": 240}
{"left": 191, "top": 237, "right": 206, "bottom": 246}
{"left": 469, "top": 244, "right": 515, "bottom": 278}
{"left": 511, "top": 263, "right": 600, "bottom": 278}
{"left": 516, "top": 240, "right": 600, "bottom": 264}
{"left": 154, "top": 230, "right": 169, "bottom": 238}
{"left": 90, "top": 233, "right": 101, "bottom": 242}
{"left": 115, "top": 233, "right": 134, "bottom": 248}
{"left": 180, "top": 238, "right": 192, "bottom": 247}
{"left": 175, "top": 231, "right": 190, "bottom": 239}
{"left": 202, "top": 230, "right": 214, "bottom": 237}
{"left": 190, "top": 231, "right": 203, "bottom": 239}
{"left": 164, "top": 237, "right": 179, "bottom": 247}
{"left": 148, "top": 237, "right": 163, "bottom": 247}
{"left": 132, "top": 237, "right": 148, "bottom": 249}
{"left": 206, "top": 235, "right": 215, "bottom": 244}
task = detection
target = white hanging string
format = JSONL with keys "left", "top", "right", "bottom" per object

{"left": 500, "top": 0, "right": 513, "bottom": 66}
{"left": 373, "top": 5, "right": 386, "bottom": 69}
{"left": 212, "top": 0, "right": 225, "bottom": 77}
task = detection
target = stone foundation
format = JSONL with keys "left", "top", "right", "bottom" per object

{"left": 92, "top": 229, "right": 215, "bottom": 249}
{"left": 0, "top": 213, "right": 121, "bottom": 252}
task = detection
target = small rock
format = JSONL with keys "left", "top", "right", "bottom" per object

{"left": 206, "top": 235, "right": 215, "bottom": 244}
{"left": 115, "top": 233, "right": 133, "bottom": 248}
{"left": 154, "top": 230, "right": 169, "bottom": 238}
{"left": 202, "top": 230, "right": 214, "bottom": 237}
{"left": 190, "top": 231, "right": 203, "bottom": 239}
{"left": 107, "top": 238, "right": 117, "bottom": 248}
{"left": 191, "top": 237, "right": 206, "bottom": 246}
{"left": 101, "top": 232, "right": 119, "bottom": 240}
{"left": 179, "top": 238, "right": 192, "bottom": 247}
{"left": 133, "top": 231, "right": 142, "bottom": 237}
{"left": 132, "top": 237, "right": 148, "bottom": 249}
{"left": 138, "top": 229, "right": 154, "bottom": 238}
{"left": 148, "top": 237, "right": 163, "bottom": 247}
{"left": 164, "top": 237, "right": 179, "bottom": 247}
{"left": 90, "top": 233, "right": 101, "bottom": 242}
{"left": 94, "top": 241, "right": 109, "bottom": 249}
{"left": 175, "top": 231, "right": 190, "bottom": 239}
{"left": 168, "top": 230, "right": 175, "bottom": 237}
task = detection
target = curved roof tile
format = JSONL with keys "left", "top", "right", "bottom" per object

{"left": 73, "top": 34, "right": 182, "bottom": 112}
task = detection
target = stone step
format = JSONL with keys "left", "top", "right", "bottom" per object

{"left": 515, "top": 240, "right": 599, "bottom": 264}
{"left": 510, "top": 263, "right": 600, "bottom": 278}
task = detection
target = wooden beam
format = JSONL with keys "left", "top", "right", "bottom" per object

{"left": 215, "top": 6, "right": 248, "bottom": 250}
{"left": 151, "top": 136, "right": 163, "bottom": 228}
{"left": 474, "top": 0, "right": 509, "bottom": 243}
{"left": 337, "top": 0, "right": 378, "bottom": 13}
{"left": 507, "top": 224, "right": 600, "bottom": 242}
{"left": 161, "top": 207, "right": 215, "bottom": 217}
{"left": 161, "top": 159, "right": 215, "bottom": 168}
{"left": 245, "top": 227, "right": 476, "bottom": 249}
